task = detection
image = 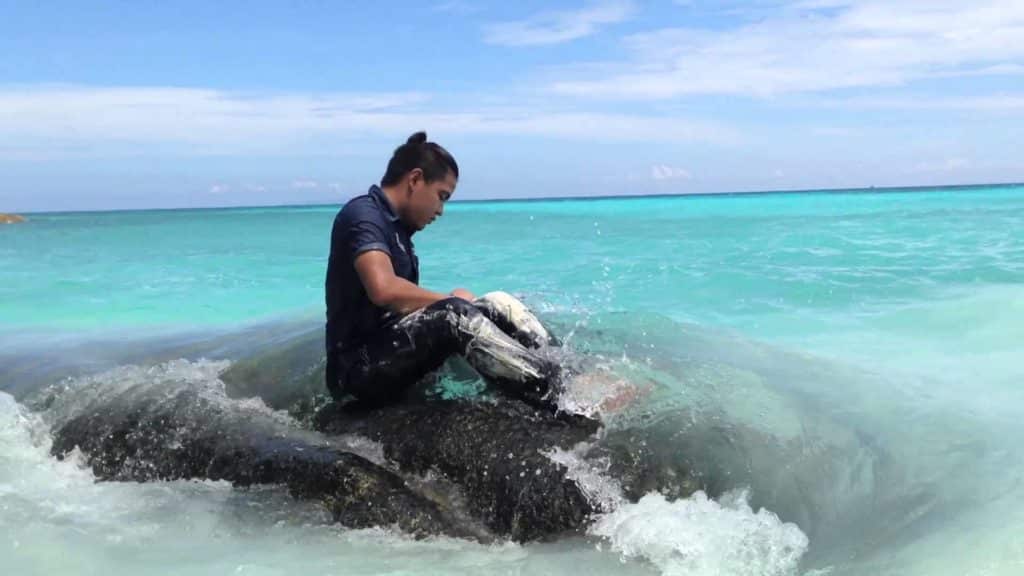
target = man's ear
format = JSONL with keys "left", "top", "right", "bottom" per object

{"left": 407, "top": 168, "right": 424, "bottom": 194}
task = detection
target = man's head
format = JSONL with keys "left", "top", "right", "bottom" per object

{"left": 381, "top": 132, "right": 459, "bottom": 232}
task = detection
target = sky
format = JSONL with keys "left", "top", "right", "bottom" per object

{"left": 1, "top": 0, "right": 1022, "bottom": 212}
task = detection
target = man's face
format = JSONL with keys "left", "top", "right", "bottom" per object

{"left": 405, "top": 169, "right": 456, "bottom": 232}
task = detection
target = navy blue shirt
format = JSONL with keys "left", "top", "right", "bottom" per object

{"left": 325, "top": 185, "right": 419, "bottom": 375}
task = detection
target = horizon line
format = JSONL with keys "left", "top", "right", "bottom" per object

{"left": 10, "top": 180, "right": 1024, "bottom": 216}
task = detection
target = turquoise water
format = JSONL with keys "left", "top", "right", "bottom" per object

{"left": 2, "top": 184, "right": 1024, "bottom": 575}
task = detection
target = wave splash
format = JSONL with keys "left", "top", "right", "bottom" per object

{"left": 591, "top": 490, "right": 808, "bottom": 576}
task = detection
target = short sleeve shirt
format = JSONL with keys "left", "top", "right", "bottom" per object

{"left": 325, "top": 185, "right": 419, "bottom": 358}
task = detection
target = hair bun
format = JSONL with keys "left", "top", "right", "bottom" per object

{"left": 380, "top": 131, "right": 458, "bottom": 187}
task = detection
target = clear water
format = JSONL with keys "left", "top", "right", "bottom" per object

{"left": 2, "top": 184, "right": 1023, "bottom": 575}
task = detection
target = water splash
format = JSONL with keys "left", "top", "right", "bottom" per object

{"left": 35, "top": 358, "right": 298, "bottom": 432}
{"left": 545, "top": 439, "right": 808, "bottom": 576}
{"left": 590, "top": 490, "right": 808, "bottom": 576}
{"left": 544, "top": 443, "right": 625, "bottom": 513}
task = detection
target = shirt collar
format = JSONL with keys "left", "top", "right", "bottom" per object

{"left": 368, "top": 185, "right": 401, "bottom": 223}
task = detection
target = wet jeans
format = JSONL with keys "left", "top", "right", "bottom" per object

{"left": 332, "top": 292, "right": 561, "bottom": 408}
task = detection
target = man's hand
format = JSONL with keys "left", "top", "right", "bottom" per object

{"left": 450, "top": 288, "right": 475, "bottom": 301}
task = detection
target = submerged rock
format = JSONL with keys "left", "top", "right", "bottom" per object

{"left": 41, "top": 349, "right": 721, "bottom": 543}
{"left": 47, "top": 380, "right": 471, "bottom": 539}
{"left": 218, "top": 325, "right": 327, "bottom": 418}
{"left": 0, "top": 213, "right": 26, "bottom": 224}
{"left": 41, "top": 366, "right": 613, "bottom": 542}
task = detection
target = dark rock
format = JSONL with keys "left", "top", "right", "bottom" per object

{"left": 49, "top": 381, "right": 471, "bottom": 539}
{"left": 314, "top": 399, "right": 603, "bottom": 541}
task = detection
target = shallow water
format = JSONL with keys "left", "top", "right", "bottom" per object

{"left": 2, "top": 184, "right": 1023, "bottom": 575}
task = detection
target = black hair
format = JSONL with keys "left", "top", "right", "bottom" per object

{"left": 380, "top": 131, "right": 459, "bottom": 187}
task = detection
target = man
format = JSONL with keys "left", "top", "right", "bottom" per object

{"left": 325, "top": 132, "right": 562, "bottom": 409}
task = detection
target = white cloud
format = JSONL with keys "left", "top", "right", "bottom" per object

{"left": 651, "top": 164, "right": 692, "bottom": 180}
{"left": 957, "top": 63, "right": 1024, "bottom": 76}
{"left": 0, "top": 86, "right": 428, "bottom": 154}
{"left": 483, "top": 1, "right": 634, "bottom": 46}
{"left": 433, "top": 1, "right": 481, "bottom": 15}
{"left": 208, "top": 183, "right": 229, "bottom": 194}
{"left": 0, "top": 85, "right": 737, "bottom": 158}
{"left": 811, "top": 94, "right": 1024, "bottom": 111}
{"left": 550, "top": 0, "right": 1024, "bottom": 98}
{"left": 291, "top": 179, "right": 320, "bottom": 190}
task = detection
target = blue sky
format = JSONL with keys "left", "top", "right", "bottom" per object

{"left": 1, "top": 0, "right": 1022, "bottom": 211}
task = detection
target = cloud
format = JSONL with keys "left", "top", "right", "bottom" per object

{"left": 433, "top": 1, "right": 481, "bottom": 15}
{"left": 291, "top": 179, "right": 320, "bottom": 190}
{"left": 957, "top": 63, "right": 1024, "bottom": 77}
{"left": 483, "top": 1, "right": 634, "bottom": 46}
{"left": 651, "top": 164, "right": 692, "bottom": 180}
{"left": 0, "top": 85, "right": 737, "bottom": 158}
{"left": 810, "top": 94, "right": 1024, "bottom": 111}
{"left": 208, "top": 183, "right": 230, "bottom": 194}
{"left": 0, "top": 86, "right": 427, "bottom": 154}
{"left": 550, "top": 1, "right": 1024, "bottom": 98}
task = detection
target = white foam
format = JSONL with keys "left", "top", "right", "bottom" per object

{"left": 0, "top": 391, "right": 94, "bottom": 489}
{"left": 543, "top": 424, "right": 808, "bottom": 575}
{"left": 589, "top": 490, "right": 808, "bottom": 576}
{"left": 544, "top": 443, "right": 625, "bottom": 513}
{"left": 37, "top": 358, "right": 303, "bottom": 433}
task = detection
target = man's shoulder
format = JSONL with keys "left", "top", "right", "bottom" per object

{"left": 336, "top": 193, "right": 386, "bottom": 226}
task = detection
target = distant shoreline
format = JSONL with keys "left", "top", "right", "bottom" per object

{"left": 13, "top": 181, "right": 1024, "bottom": 216}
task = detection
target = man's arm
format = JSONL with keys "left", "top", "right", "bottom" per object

{"left": 355, "top": 250, "right": 451, "bottom": 315}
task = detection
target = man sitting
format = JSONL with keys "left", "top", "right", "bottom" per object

{"left": 324, "top": 131, "right": 561, "bottom": 409}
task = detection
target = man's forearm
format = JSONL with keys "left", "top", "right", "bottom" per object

{"left": 378, "top": 277, "right": 449, "bottom": 315}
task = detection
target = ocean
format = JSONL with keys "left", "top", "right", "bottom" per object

{"left": 2, "top": 184, "right": 1023, "bottom": 575}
